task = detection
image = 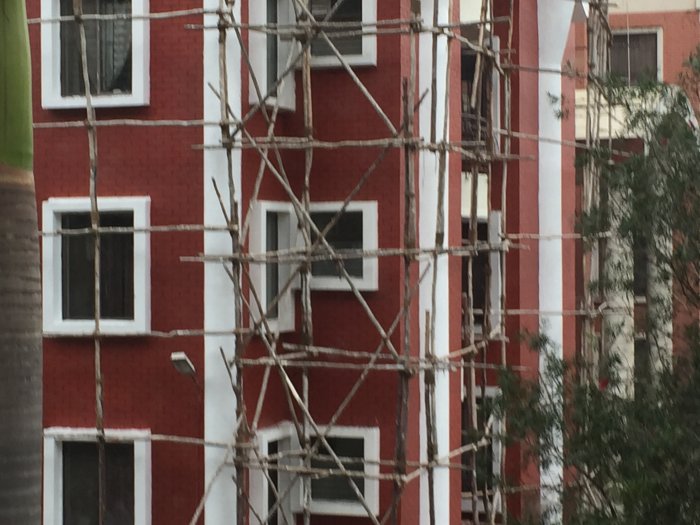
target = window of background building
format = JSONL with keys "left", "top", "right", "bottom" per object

{"left": 611, "top": 32, "right": 659, "bottom": 85}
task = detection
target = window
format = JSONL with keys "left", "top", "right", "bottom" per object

{"left": 249, "top": 423, "right": 296, "bottom": 525}
{"left": 310, "top": 436, "right": 366, "bottom": 503}
{"left": 59, "top": 0, "right": 132, "bottom": 97}
{"left": 461, "top": 388, "right": 502, "bottom": 514}
{"left": 61, "top": 211, "right": 134, "bottom": 320}
{"left": 41, "top": 0, "right": 149, "bottom": 108}
{"left": 248, "top": 0, "right": 297, "bottom": 110}
{"left": 461, "top": 173, "right": 502, "bottom": 337}
{"left": 633, "top": 235, "right": 649, "bottom": 299}
{"left": 249, "top": 202, "right": 297, "bottom": 333}
{"left": 308, "top": 201, "right": 378, "bottom": 291}
{"left": 43, "top": 428, "right": 151, "bottom": 525}
{"left": 298, "top": 426, "right": 379, "bottom": 516}
{"left": 611, "top": 31, "right": 661, "bottom": 85}
{"left": 310, "top": 211, "right": 363, "bottom": 278}
{"left": 251, "top": 423, "right": 380, "bottom": 518}
{"left": 42, "top": 197, "right": 151, "bottom": 335}
{"left": 462, "top": 218, "right": 488, "bottom": 329}
{"left": 63, "top": 441, "right": 134, "bottom": 523}
{"left": 309, "top": 0, "right": 377, "bottom": 67}
{"left": 461, "top": 36, "right": 500, "bottom": 151}
{"left": 634, "top": 337, "right": 651, "bottom": 393}
{"left": 249, "top": 200, "right": 377, "bottom": 333}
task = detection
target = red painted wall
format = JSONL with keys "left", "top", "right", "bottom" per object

{"left": 507, "top": 0, "right": 542, "bottom": 518}
{"left": 28, "top": 0, "right": 206, "bottom": 522}
{"left": 238, "top": 0, "right": 463, "bottom": 522}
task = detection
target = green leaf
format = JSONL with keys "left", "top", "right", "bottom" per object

{"left": 0, "top": 0, "right": 33, "bottom": 171}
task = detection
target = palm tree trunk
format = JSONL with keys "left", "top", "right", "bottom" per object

{"left": 0, "top": 1, "right": 43, "bottom": 523}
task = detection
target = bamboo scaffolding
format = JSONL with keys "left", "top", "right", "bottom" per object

{"left": 35, "top": 0, "right": 611, "bottom": 523}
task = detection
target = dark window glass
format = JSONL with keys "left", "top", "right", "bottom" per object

{"left": 310, "top": 0, "right": 363, "bottom": 57}
{"left": 461, "top": 396, "right": 495, "bottom": 494}
{"left": 634, "top": 338, "right": 651, "bottom": 393}
{"left": 310, "top": 437, "right": 364, "bottom": 502}
{"left": 60, "top": 0, "right": 133, "bottom": 96}
{"left": 63, "top": 441, "right": 134, "bottom": 525}
{"left": 461, "top": 50, "right": 490, "bottom": 143}
{"left": 633, "top": 236, "right": 648, "bottom": 297}
{"left": 266, "top": 211, "right": 279, "bottom": 319}
{"left": 61, "top": 211, "right": 134, "bottom": 320}
{"left": 611, "top": 33, "right": 657, "bottom": 85}
{"left": 462, "top": 220, "right": 489, "bottom": 328}
{"left": 310, "top": 211, "right": 363, "bottom": 278}
{"left": 267, "top": 0, "right": 278, "bottom": 95}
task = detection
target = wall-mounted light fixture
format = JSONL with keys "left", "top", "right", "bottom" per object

{"left": 170, "top": 351, "right": 196, "bottom": 376}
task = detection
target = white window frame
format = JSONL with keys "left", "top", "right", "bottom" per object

{"left": 306, "top": 201, "right": 378, "bottom": 292}
{"left": 487, "top": 211, "right": 502, "bottom": 336}
{"left": 43, "top": 427, "right": 152, "bottom": 525}
{"left": 40, "top": 0, "right": 150, "bottom": 109}
{"left": 252, "top": 423, "right": 380, "bottom": 518}
{"left": 249, "top": 422, "right": 298, "bottom": 525}
{"left": 42, "top": 196, "right": 151, "bottom": 336}
{"left": 248, "top": 0, "right": 298, "bottom": 111}
{"left": 611, "top": 28, "right": 663, "bottom": 83}
{"left": 461, "top": 386, "right": 503, "bottom": 514}
{"left": 461, "top": 173, "right": 502, "bottom": 337}
{"left": 249, "top": 201, "right": 297, "bottom": 333}
{"left": 490, "top": 36, "right": 501, "bottom": 153}
{"left": 298, "top": 425, "right": 380, "bottom": 517}
{"left": 309, "top": 0, "right": 377, "bottom": 68}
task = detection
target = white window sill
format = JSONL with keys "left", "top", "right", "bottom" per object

{"left": 42, "top": 91, "right": 149, "bottom": 110}
{"left": 43, "top": 320, "right": 150, "bottom": 337}
{"left": 310, "top": 53, "right": 377, "bottom": 68}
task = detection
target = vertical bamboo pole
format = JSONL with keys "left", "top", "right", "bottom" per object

{"left": 72, "top": 1, "right": 106, "bottom": 523}
{"left": 216, "top": 2, "right": 248, "bottom": 523}
{"left": 391, "top": 2, "right": 419, "bottom": 515}
{"left": 300, "top": 3, "right": 314, "bottom": 524}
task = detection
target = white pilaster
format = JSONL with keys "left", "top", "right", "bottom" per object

{"left": 537, "top": 1, "right": 575, "bottom": 522}
{"left": 203, "top": 0, "right": 241, "bottom": 523}
{"left": 418, "top": 0, "right": 451, "bottom": 523}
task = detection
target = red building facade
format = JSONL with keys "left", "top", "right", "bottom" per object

{"left": 28, "top": 0, "right": 586, "bottom": 523}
